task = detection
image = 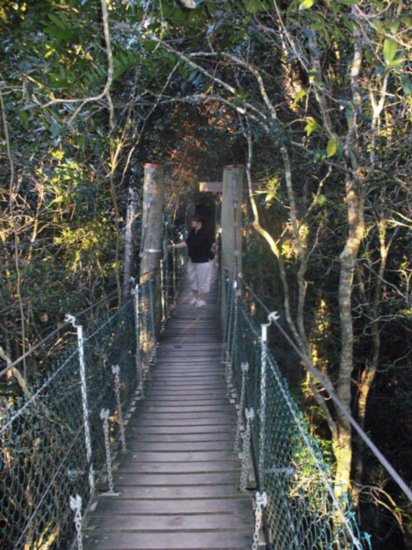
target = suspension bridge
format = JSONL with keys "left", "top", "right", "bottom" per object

{"left": 1, "top": 164, "right": 410, "bottom": 549}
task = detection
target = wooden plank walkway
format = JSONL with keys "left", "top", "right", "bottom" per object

{"left": 83, "top": 281, "right": 254, "bottom": 549}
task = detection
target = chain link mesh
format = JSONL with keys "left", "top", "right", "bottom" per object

{"left": 222, "top": 273, "right": 371, "bottom": 550}
{"left": 0, "top": 240, "right": 185, "bottom": 549}
{"left": 0, "top": 295, "right": 137, "bottom": 549}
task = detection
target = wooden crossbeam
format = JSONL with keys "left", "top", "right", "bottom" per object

{"left": 199, "top": 182, "right": 223, "bottom": 193}
{"left": 199, "top": 181, "right": 259, "bottom": 193}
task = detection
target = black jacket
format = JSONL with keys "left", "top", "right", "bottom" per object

{"left": 186, "top": 227, "right": 215, "bottom": 263}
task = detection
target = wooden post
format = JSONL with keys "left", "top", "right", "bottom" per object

{"left": 139, "top": 163, "right": 165, "bottom": 335}
{"left": 221, "top": 165, "right": 243, "bottom": 323}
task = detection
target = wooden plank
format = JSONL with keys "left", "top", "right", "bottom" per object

{"left": 144, "top": 388, "right": 227, "bottom": 394}
{"left": 142, "top": 393, "right": 228, "bottom": 400}
{"left": 127, "top": 425, "right": 235, "bottom": 435}
{"left": 157, "top": 351, "right": 222, "bottom": 357}
{"left": 93, "top": 498, "right": 251, "bottom": 515}
{"left": 153, "top": 365, "right": 223, "bottom": 371}
{"left": 114, "top": 472, "right": 240, "bottom": 486}
{"left": 126, "top": 431, "right": 233, "bottom": 443}
{"left": 110, "top": 485, "right": 246, "bottom": 499}
{"left": 135, "top": 403, "right": 230, "bottom": 412}
{"left": 152, "top": 376, "right": 224, "bottom": 386}
{"left": 143, "top": 387, "right": 227, "bottom": 394}
{"left": 154, "top": 362, "right": 223, "bottom": 368}
{"left": 135, "top": 411, "right": 235, "bottom": 419}
{"left": 127, "top": 418, "right": 234, "bottom": 427}
{"left": 123, "top": 451, "right": 239, "bottom": 463}
{"left": 159, "top": 343, "right": 222, "bottom": 349}
{"left": 142, "top": 396, "right": 227, "bottom": 403}
{"left": 83, "top": 531, "right": 252, "bottom": 549}
{"left": 86, "top": 513, "right": 252, "bottom": 532}
{"left": 146, "top": 384, "right": 227, "bottom": 395}
{"left": 139, "top": 394, "right": 230, "bottom": 404}
{"left": 157, "top": 352, "right": 222, "bottom": 357}
{"left": 126, "top": 441, "right": 235, "bottom": 452}
{"left": 141, "top": 405, "right": 231, "bottom": 413}
{"left": 117, "top": 461, "right": 240, "bottom": 474}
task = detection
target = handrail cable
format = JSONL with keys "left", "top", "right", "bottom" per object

{"left": 0, "top": 288, "right": 119, "bottom": 377}
{"left": 238, "top": 304, "right": 357, "bottom": 548}
{"left": 236, "top": 284, "right": 273, "bottom": 549}
{"left": 14, "top": 425, "right": 84, "bottom": 547}
{"left": 238, "top": 275, "right": 412, "bottom": 503}
{"left": 0, "top": 348, "right": 79, "bottom": 434}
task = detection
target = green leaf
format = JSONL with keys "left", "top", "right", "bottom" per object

{"left": 18, "top": 111, "right": 29, "bottom": 127}
{"left": 383, "top": 38, "right": 397, "bottom": 64}
{"left": 48, "top": 13, "right": 67, "bottom": 30}
{"left": 317, "top": 194, "right": 327, "bottom": 206}
{"left": 293, "top": 89, "right": 308, "bottom": 103}
{"left": 385, "top": 58, "right": 405, "bottom": 71}
{"left": 299, "top": 0, "right": 315, "bottom": 9}
{"left": 243, "top": 0, "right": 261, "bottom": 14}
{"left": 304, "top": 116, "right": 320, "bottom": 136}
{"left": 326, "top": 138, "right": 337, "bottom": 158}
{"left": 401, "top": 75, "right": 412, "bottom": 97}
{"left": 388, "top": 19, "right": 400, "bottom": 34}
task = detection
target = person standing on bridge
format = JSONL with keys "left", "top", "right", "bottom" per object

{"left": 171, "top": 215, "right": 215, "bottom": 307}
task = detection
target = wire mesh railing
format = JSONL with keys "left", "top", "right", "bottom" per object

{"left": 0, "top": 245, "right": 184, "bottom": 549}
{"left": 0, "top": 296, "right": 137, "bottom": 549}
{"left": 223, "top": 272, "right": 372, "bottom": 550}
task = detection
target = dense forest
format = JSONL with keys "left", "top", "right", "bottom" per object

{"left": 1, "top": 0, "right": 411, "bottom": 548}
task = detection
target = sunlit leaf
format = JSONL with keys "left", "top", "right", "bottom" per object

{"left": 293, "top": 89, "right": 308, "bottom": 103}
{"left": 385, "top": 58, "right": 405, "bottom": 70}
{"left": 299, "top": 0, "right": 315, "bottom": 10}
{"left": 326, "top": 138, "right": 337, "bottom": 158}
{"left": 383, "top": 38, "right": 397, "bottom": 64}
{"left": 304, "top": 116, "right": 320, "bottom": 136}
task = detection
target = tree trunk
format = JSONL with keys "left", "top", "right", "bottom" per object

{"left": 336, "top": 175, "right": 365, "bottom": 499}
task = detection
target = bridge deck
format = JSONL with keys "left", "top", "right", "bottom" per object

{"left": 83, "top": 283, "right": 254, "bottom": 549}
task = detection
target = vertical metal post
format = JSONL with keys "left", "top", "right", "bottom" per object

{"left": 112, "top": 365, "right": 127, "bottom": 452}
{"left": 259, "top": 322, "right": 268, "bottom": 483}
{"left": 164, "top": 220, "right": 170, "bottom": 313}
{"left": 70, "top": 495, "right": 83, "bottom": 550}
{"left": 240, "top": 407, "right": 254, "bottom": 491}
{"left": 258, "top": 311, "right": 279, "bottom": 486}
{"left": 133, "top": 284, "right": 143, "bottom": 396}
{"left": 224, "top": 278, "right": 237, "bottom": 398}
{"left": 231, "top": 280, "right": 239, "bottom": 392}
{"left": 172, "top": 245, "right": 177, "bottom": 299}
{"left": 65, "top": 315, "right": 95, "bottom": 495}
{"left": 235, "top": 361, "right": 249, "bottom": 452}
{"left": 149, "top": 278, "right": 156, "bottom": 353}
{"left": 160, "top": 258, "right": 166, "bottom": 324}
{"left": 100, "top": 408, "right": 118, "bottom": 496}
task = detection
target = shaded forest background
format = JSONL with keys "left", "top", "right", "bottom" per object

{"left": 0, "top": 0, "right": 411, "bottom": 548}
